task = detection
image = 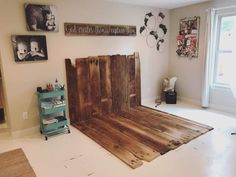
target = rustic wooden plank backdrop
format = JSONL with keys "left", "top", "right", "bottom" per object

{"left": 65, "top": 53, "right": 213, "bottom": 169}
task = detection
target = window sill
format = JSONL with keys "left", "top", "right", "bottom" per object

{"left": 211, "top": 84, "right": 230, "bottom": 90}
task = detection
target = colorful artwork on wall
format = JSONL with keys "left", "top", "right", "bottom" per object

{"left": 176, "top": 16, "right": 200, "bottom": 58}
{"left": 11, "top": 35, "right": 48, "bottom": 62}
{"left": 139, "top": 12, "right": 167, "bottom": 51}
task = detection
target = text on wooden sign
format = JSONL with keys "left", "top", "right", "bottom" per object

{"left": 64, "top": 23, "right": 136, "bottom": 36}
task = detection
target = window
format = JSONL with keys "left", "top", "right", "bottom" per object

{"left": 214, "top": 11, "right": 236, "bottom": 87}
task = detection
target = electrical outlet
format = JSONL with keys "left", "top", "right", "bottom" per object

{"left": 22, "top": 112, "right": 28, "bottom": 120}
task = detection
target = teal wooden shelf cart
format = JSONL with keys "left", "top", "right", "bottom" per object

{"left": 37, "top": 89, "right": 70, "bottom": 140}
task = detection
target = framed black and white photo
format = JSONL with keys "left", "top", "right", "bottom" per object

{"left": 25, "top": 4, "right": 58, "bottom": 32}
{"left": 11, "top": 35, "right": 48, "bottom": 62}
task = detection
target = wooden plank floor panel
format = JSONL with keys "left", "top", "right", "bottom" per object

{"left": 108, "top": 114, "right": 182, "bottom": 148}
{"left": 67, "top": 54, "right": 213, "bottom": 169}
{"left": 137, "top": 106, "right": 212, "bottom": 135}
{"left": 120, "top": 110, "right": 188, "bottom": 143}
{"left": 73, "top": 122, "right": 143, "bottom": 169}
{"left": 73, "top": 107, "right": 213, "bottom": 169}
{"left": 134, "top": 107, "right": 212, "bottom": 134}
{"left": 121, "top": 108, "right": 204, "bottom": 143}
{"left": 87, "top": 118, "right": 160, "bottom": 161}
{"left": 137, "top": 106, "right": 213, "bottom": 131}
{"left": 97, "top": 114, "right": 177, "bottom": 154}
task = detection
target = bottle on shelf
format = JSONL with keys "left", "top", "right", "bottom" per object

{"left": 54, "top": 78, "right": 60, "bottom": 91}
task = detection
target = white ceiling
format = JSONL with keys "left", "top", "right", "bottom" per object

{"left": 104, "top": 0, "right": 210, "bottom": 9}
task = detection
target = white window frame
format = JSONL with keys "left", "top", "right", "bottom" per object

{"left": 212, "top": 8, "right": 236, "bottom": 89}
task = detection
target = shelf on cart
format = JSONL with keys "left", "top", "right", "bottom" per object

{"left": 38, "top": 90, "right": 64, "bottom": 99}
{"left": 42, "top": 116, "right": 67, "bottom": 132}
{"left": 41, "top": 106, "right": 65, "bottom": 115}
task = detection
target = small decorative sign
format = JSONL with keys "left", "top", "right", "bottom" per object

{"left": 64, "top": 23, "right": 136, "bottom": 36}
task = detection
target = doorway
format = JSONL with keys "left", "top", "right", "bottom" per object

{"left": 0, "top": 57, "right": 6, "bottom": 129}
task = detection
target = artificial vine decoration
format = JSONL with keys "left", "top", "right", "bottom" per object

{"left": 140, "top": 12, "right": 167, "bottom": 51}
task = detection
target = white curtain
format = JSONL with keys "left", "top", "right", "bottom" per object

{"left": 201, "top": 9, "right": 216, "bottom": 108}
{"left": 229, "top": 59, "right": 236, "bottom": 98}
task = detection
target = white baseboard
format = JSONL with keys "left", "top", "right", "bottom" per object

{"left": 141, "top": 97, "right": 158, "bottom": 105}
{"left": 209, "top": 103, "right": 236, "bottom": 116}
{"left": 178, "top": 96, "right": 200, "bottom": 106}
{"left": 142, "top": 96, "right": 201, "bottom": 106}
{"left": 11, "top": 125, "right": 40, "bottom": 138}
{"left": 178, "top": 96, "right": 236, "bottom": 116}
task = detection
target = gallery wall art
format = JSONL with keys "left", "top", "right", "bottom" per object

{"left": 176, "top": 16, "right": 200, "bottom": 58}
{"left": 11, "top": 35, "right": 48, "bottom": 62}
{"left": 25, "top": 4, "right": 58, "bottom": 32}
{"left": 140, "top": 12, "right": 167, "bottom": 51}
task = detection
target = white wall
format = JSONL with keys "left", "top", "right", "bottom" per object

{"left": 169, "top": 2, "right": 209, "bottom": 104}
{"left": 169, "top": 0, "right": 236, "bottom": 115}
{"left": 0, "top": 0, "right": 170, "bottom": 132}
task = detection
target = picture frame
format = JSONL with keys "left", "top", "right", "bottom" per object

{"left": 11, "top": 35, "right": 48, "bottom": 62}
{"left": 25, "top": 3, "right": 58, "bottom": 32}
{"left": 176, "top": 16, "right": 200, "bottom": 58}
{"left": 64, "top": 23, "right": 136, "bottom": 36}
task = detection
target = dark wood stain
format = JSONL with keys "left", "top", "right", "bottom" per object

{"left": 88, "top": 57, "right": 102, "bottom": 116}
{"left": 65, "top": 59, "right": 79, "bottom": 123}
{"left": 65, "top": 53, "right": 213, "bottom": 169}
{"left": 99, "top": 56, "right": 112, "bottom": 114}
{"left": 74, "top": 122, "right": 143, "bottom": 169}
{"left": 76, "top": 58, "right": 92, "bottom": 121}
{"left": 110, "top": 55, "right": 129, "bottom": 113}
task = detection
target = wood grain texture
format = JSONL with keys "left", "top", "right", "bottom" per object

{"left": 136, "top": 106, "right": 213, "bottom": 132}
{"left": 110, "top": 55, "right": 129, "bottom": 113}
{"left": 87, "top": 118, "right": 160, "bottom": 161}
{"left": 65, "top": 59, "right": 79, "bottom": 123}
{"left": 127, "top": 54, "right": 136, "bottom": 108}
{"left": 96, "top": 114, "right": 174, "bottom": 154}
{"left": 134, "top": 52, "right": 141, "bottom": 106}
{"left": 0, "top": 149, "right": 37, "bottom": 177}
{"left": 120, "top": 108, "right": 203, "bottom": 143}
{"left": 99, "top": 56, "right": 112, "bottom": 114}
{"left": 66, "top": 53, "right": 213, "bottom": 169}
{"left": 74, "top": 121, "right": 143, "bottom": 169}
{"left": 88, "top": 57, "right": 102, "bottom": 116}
{"left": 76, "top": 58, "right": 92, "bottom": 121}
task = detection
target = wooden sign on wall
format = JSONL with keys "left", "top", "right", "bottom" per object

{"left": 64, "top": 23, "right": 136, "bottom": 36}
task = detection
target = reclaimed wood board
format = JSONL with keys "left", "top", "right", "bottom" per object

{"left": 136, "top": 106, "right": 213, "bottom": 132}
{"left": 65, "top": 53, "right": 213, "bottom": 169}
{"left": 65, "top": 53, "right": 141, "bottom": 123}
{"left": 120, "top": 108, "right": 206, "bottom": 143}
{"left": 76, "top": 109, "right": 212, "bottom": 168}
{"left": 100, "top": 114, "right": 181, "bottom": 152}
{"left": 110, "top": 55, "right": 129, "bottom": 113}
{"left": 127, "top": 52, "right": 141, "bottom": 107}
{"left": 65, "top": 59, "right": 79, "bottom": 123}
{"left": 74, "top": 122, "right": 143, "bottom": 169}
{"left": 88, "top": 56, "right": 102, "bottom": 116}
{"left": 76, "top": 58, "right": 93, "bottom": 121}
{"left": 99, "top": 56, "right": 112, "bottom": 114}
{"left": 79, "top": 118, "right": 160, "bottom": 161}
